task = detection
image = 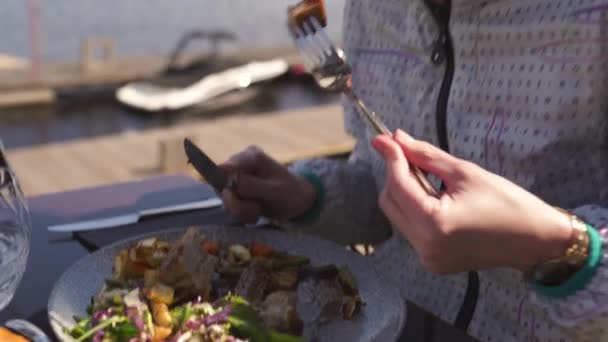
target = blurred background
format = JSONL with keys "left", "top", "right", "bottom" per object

{"left": 0, "top": 0, "right": 354, "bottom": 196}
{"left": 2, "top": 0, "right": 345, "bottom": 62}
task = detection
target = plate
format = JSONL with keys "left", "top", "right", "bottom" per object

{"left": 48, "top": 226, "right": 406, "bottom": 341}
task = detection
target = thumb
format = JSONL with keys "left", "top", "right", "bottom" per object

{"left": 372, "top": 133, "right": 435, "bottom": 211}
{"left": 233, "top": 173, "right": 276, "bottom": 202}
{"left": 393, "top": 130, "right": 463, "bottom": 184}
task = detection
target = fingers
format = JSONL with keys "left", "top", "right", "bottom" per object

{"left": 221, "top": 145, "right": 273, "bottom": 175}
{"left": 233, "top": 173, "right": 275, "bottom": 201}
{"left": 393, "top": 130, "right": 464, "bottom": 184}
{"left": 378, "top": 189, "right": 410, "bottom": 232}
{"left": 372, "top": 134, "right": 432, "bottom": 213}
{"left": 218, "top": 163, "right": 238, "bottom": 174}
{"left": 221, "top": 189, "right": 262, "bottom": 224}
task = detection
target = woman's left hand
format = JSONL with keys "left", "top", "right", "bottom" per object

{"left": 372, "top": 130, "right": 573, "bottom": 274}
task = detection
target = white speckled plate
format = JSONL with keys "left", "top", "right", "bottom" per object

{"left": 48, "top": 226, "right": 406, "bottom": 341}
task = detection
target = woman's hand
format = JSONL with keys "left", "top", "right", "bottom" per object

{"left": 219, "top": 146, "right": 316, "bottom": 223}
{"left": 372, "top": 130, "right": 573, "bottom": 274}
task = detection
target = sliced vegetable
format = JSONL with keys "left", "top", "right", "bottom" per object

{"left": 67, "top": 317, "right": 91, "bottom": 339}
{"left": 268, "top": 329, "right": 305, "bottom": 342}
{"left": 218, "top": 266, "right": 244, "bottom": 278}
{"left": 152, "top": 302, "right": 172, "bottom": 327}
{"left": 223, "top": 295, "right": 303, "bottom": 342}
{"left": 152, "top": 325, "right": 172, "bottom": 341}
{"left": 104, "top": 278, "right": 128, "bottom": 290}
{"left": 115, "top": 250, "right": 148, "bottom": 280}
{"left": 109, "top": 321, "right": 138, "bottom": 341}
{"left": 155, "top": 240, "right": 170, "bottom": 250}
{"left": 126, "top": 306, "right": 145, "bottom": 332}
{"left": 269, "top": 255, "right": 309, "bottom": 270}
{"left": 228, "top": 244, "right": 252, "bottom": 265}
{"left": 114, "top": 250, "right": 129, "bottom": 280}
{"left": 202, "top": 240, "right": 220, "bottom": 256}
{"left": 74, "top": 316, "right": 127, "bottom": 342}
{"left": 337, "top": 266, "right": 358, "bottom": 295}
{"left": 132, "top": 238, "right": 161, "bottom": 266}
{"left": 144, "top": 283, "right": 174, "bottom": 304}
{"left": 250, "top": 243, "right": 274, "bottom": 258}
{"left": 144, "top": 309, "right": 155, "bottom": 337}
{"left": 124, "top": 289, "right": 147, "bottom": 314}
{"left": 137, "top": 238, "right": 158, "bottom": 249}
{"left": 341, "top": 295, "right": 363, "bottom": 320}
{"left": 170, "top": 302, "right": 193, "bottom": 330}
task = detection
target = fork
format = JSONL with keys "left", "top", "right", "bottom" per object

{"left": 289, "top": 16, "right": 440, "bottom": 197}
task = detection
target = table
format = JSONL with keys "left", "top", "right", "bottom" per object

{"left": 1, "top": 175, "right": 476, "bottom": 342}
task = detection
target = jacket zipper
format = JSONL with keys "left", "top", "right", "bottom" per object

{"left": 426, "top": 0, "right": 480, "bottom": 333}
{"left": 432, "top": 2, "right": 454, "bottom": 152}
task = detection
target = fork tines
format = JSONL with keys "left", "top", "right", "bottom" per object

{"left": 289, "top": 17, "right": 336, "bottom": 70}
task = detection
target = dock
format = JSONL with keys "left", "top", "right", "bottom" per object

{"left": 6, "top": 104, "right": 354, "bottom": 196}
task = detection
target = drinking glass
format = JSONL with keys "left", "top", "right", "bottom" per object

{"left": 0, "top": 142, "right": 31, "bottom": 311}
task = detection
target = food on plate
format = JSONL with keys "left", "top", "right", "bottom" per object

{"left": 287, "top": 0, "right": 327, "bottom": 29}
{"left": 66, "top": 227, "right": 362, "bottom": 341}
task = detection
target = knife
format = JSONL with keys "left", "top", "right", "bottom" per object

{"left": 184, "top": 138, "right": 229, "bottom": 192}
{"left": 47, "top": 198, "right": 223, "bottom": 233}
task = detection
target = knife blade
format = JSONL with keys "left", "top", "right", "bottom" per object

{"left": 184, "top": 138, "right": 229, "bottom": 192}
{"left": 47, "top": 197, "right": 223, "bottom": 233}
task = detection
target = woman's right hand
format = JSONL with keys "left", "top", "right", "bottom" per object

{"left": 219, "top": 146, "right": 317, "bottom": 223}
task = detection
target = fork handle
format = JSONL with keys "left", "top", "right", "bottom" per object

{"left": 344, "top": 90, "right": 440, "bottom": 197}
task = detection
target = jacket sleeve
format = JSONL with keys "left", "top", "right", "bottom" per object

{"left": 531, "top": 203, "right": 608, "bottom": 338}
{"left": 285, "top": 97, "right": 392, "bottom": 246}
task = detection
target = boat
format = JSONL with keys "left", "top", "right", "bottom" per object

{"left": 115, "top": 30, "right": 291, "bottom": 113}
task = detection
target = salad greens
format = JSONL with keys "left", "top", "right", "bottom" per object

{"left": 66, "top": 228, "right": 360, "bottom": 342}
{"left": 67, "top": 295, "right": 302, "bottom": 342}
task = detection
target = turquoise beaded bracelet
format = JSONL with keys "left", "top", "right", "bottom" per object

{"left": 289, "top": 172, "right": 325, "bottom": 225}
{"left": 533, "top": 224, "right": 603, "bottom": 298}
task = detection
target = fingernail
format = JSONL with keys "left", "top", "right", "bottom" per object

{"left": 371, "top": 137, "right": 382, "bottom": 150}
{"left": 396, "top": 129, "right": 413, "bottom": 143}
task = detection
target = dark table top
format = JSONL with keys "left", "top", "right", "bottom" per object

{"left": 2, "top": 175, "right": 233, "bottom": 339}
{"left": 0, "top": 174, "right": 475, "bottom": 342}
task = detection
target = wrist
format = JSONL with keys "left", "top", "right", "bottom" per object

{"left": 532, "top": 224, "right": 602, "bottom": 297}
{"left": 285, "top": 171, "right": 325, "bottom": 226}
{"left": 518, "top": 206, "right": 573, "bottom": 273}
{"left": 524, "top": 206, "right": 595, "bottom": 289}
{"left": 292, "top": 174, "right": 318, "bottom": 218}
{"left": 536, "top": 207, "right": 574, "bottom": 264}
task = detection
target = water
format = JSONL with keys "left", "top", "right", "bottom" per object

{"left": 0, "top": 0, "right": 346, "bottom": 62}
{"left": 0, "top": 80, "right": 340, "bottom": 149}
{"left": 0, "top": 209, "right": 30, "bottom": 311}
{"left": 0, "top": 1, "right": 346, "bottom": 150}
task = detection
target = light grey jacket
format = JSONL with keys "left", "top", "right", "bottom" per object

{"left": 290, "top": 0, "right": 608, "bottom": 341}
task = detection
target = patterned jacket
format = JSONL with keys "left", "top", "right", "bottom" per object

{"left": 290, "top": 0, "right": 608, "bottom": 341}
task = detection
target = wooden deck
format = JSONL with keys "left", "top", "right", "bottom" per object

{"left": 6, "top": 104, "right": 354, "bottom": 196}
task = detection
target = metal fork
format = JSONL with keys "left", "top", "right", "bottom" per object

{"left": 289, "top": 16, "right": 439, "bottom": 197}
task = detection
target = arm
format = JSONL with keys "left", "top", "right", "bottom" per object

{"left": 372, "top": 130, "right": 608, "bottom": 339}
{"left": 219, "top": 98, "right": 391, "bottom": 246}
{"left": 287, "top": 98, "right": 392, "bottom": 245}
